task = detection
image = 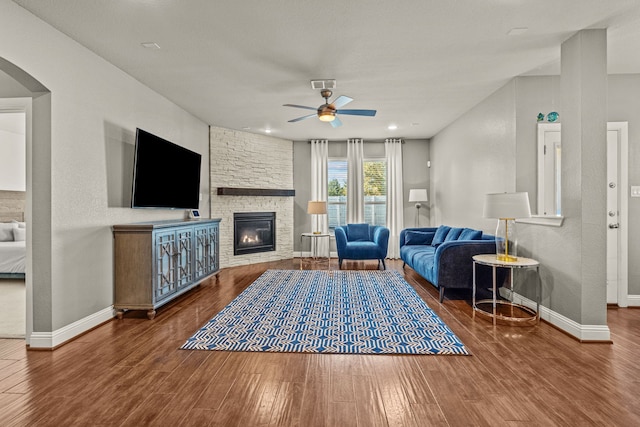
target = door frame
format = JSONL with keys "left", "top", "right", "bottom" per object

{"left": 609, "top": 121, "right": 629, "bottom": 307}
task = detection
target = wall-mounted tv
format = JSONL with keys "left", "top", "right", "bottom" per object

{"left": 131, "top": 128, "right": 201, "bottom": 209}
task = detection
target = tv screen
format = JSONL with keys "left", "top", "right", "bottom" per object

{"left": 131, "top": 128, "right": 202, "bottom": 209}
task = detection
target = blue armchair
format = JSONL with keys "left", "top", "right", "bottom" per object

{"left": 335, "top": 224, "right": 389, "bottom": 270}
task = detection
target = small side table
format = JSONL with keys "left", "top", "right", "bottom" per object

{"left": 472, "top": 254, "right": 540, "bottom": 325}
{"left": 300, "top": 232, "right": 331, "bottom": 270}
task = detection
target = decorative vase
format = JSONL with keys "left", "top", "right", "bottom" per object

{"left": 546, "top": 111, "right": 559, "bottom": 122}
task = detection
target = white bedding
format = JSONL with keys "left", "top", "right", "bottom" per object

{"left": 0, "top": 241, "right": 26, "bottom": 273}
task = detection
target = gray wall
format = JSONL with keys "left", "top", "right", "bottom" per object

{"left": 429, "top": 80, "right": 517, "bottom": 232}
{"left": 430, "top": 70, "right": 640, "bottom": 325}
{"left": 292, "top": 139, "right": 429, "bottom": 253}
{"left": 1, "top": 1, "right": 210, "bottom": 341}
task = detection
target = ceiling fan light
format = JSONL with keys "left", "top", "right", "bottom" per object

{"left": 318, "top": 111, "right": 335, "bottom": 122}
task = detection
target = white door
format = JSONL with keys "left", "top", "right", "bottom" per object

{"left": 606, "top": 129, "right": 619, "bottom": 304}
{"left": 606, "top": 123, "right": 629, "bottom": 306}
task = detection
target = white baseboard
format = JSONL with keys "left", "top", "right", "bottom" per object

{"left": 626, "top": 295, "right": 640, "bottom": 307}
{"left": 29, "top": 306, "right": 115, "bottom": 349}
{"left": 511, "top": 293, "right": 611, "bottom": 342}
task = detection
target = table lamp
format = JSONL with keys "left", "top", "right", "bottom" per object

{"left": 307, "top": 201, "right": 327, "bottom": 234}
{"left": 483, "top": 192, "right": 531, "bottom": 262}
{"left": 409, "top": 189, "right": 428, "bottom": 227}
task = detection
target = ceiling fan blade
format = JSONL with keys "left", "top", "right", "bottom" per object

{"left": 336, "top": 109, "right": 377, "bottom": 117}
{"left": 330, "top": 116, "right": 343, "bottom": 128}
{"left": 283, "top": 104, "right": 317, "bottom": 111}
{"left": 332, "top": 95, "right": 354, "bottom": 108}
{"left": 288, "top": 113, "right": 317, "bottom": 123}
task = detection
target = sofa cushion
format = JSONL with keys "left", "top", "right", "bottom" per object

{"left": 459, "top": 228, "right": 483, "bottom": 240}
{"left": 444, "top": 227, "right": 464, "bottom": 242}
{"left": 347, "top": 223, "right": 370, "bottom": 241}
{"left": 431, "top": 226, "right": 451, "bottom": 247}
{"left": 404, "top": 230, "right": 433, "bottom": 245}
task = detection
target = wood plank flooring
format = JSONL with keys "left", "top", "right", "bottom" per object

{"left": 1, "top": 259, "right": 639, "bottom": 426}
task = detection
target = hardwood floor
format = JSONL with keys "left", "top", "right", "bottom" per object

{"left": 1, "top": 259, "right": 639, "bottom": 426}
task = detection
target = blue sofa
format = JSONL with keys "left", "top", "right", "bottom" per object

{"left": 335, "top": 224, "right": 389, "bottom": 270}
{"left": 400, "top": 226, "right": 497, "bottom": 302}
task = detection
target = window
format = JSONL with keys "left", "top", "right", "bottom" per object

{"left": 327, "top": 158, "right": 387, "bottom": 230}
{"left": 328, "top": 159, "right": 347, "bottom": 230}
{"left": 364, "top": 160, "right": 387, "bottom": 227}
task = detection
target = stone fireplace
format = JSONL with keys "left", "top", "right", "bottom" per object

{"left": 234, "top": 212, "right": 276, "bottom": 255}
{"left": 210, "top": 126, "right": 294, "bottom": 268}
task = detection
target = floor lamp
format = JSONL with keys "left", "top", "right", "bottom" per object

{"left": 409, "top": 189, "right": 428, "bottom": 227}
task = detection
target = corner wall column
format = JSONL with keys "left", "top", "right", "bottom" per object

{"left": 561, "top": 29, "right": 608, "bottom": 330}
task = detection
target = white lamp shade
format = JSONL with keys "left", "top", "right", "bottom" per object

{"left": 483, "top": 192, "right": 531, "bottom": 219}
{"left": 307, "top": 201, "right": 327, "bottom": 215}
{"left": 409, "top": 189, "right": 428, "bottom": 202}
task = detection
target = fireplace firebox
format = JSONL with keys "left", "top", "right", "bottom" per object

{"left": 234, "top": 212, "right": 276, "bottom": 256}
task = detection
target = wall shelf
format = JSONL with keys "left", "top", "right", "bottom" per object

{"left": 217, "top": 187, "right": 295, "bottom": 197}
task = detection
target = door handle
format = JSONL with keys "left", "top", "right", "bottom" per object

{"left": 609, "top": 223, "right": 619, "bottom": 229}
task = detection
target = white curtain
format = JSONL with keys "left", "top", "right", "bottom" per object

{"left": 347, "top": 138, "right": 364, "bottom": 223}
{"left": 310, "top": 139, "right": 329, "bottom": 254}
{"left": 385, "top": 138, "right": 404, "bottom": 258}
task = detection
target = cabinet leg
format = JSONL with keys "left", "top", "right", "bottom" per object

{"left": 147, "top": 310, "right": 156, "bottom": 320}
{"left": 116, "top": 310, "right": 124, "bottom": 320}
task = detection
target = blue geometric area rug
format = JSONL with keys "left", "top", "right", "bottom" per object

{"left": 181, "top": 269, "right": 469, "bottom": 355}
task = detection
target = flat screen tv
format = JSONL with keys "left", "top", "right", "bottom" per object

{"left": 131, "top": 128, "right": 201, "bottom": 209}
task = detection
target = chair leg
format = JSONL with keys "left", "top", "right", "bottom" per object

{"left": 380, "top": 258, "right": 386, "bottom": 270}
{"left": 339, "top": 259, "right": 343, "bottom": 270}
{"left": 439, "top": 286, "right": 445, "bottom": 303}
{"left": 402, "top": 261, "right": 406, "bottom": 269}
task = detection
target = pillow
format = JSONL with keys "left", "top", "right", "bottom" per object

{"left": 13, "top": 227, "right": 26, "bottom": 242}
{"left": 404, "top": 231, "right": 433, "bottom": 245}
{"left": 11, "top": 220, "right": 26, "bottom": 229}
{"left": 459, "top": 228, "right": 483, "bottom": 240}
{"left": 0, "top": 222, "right": 18, "bottom": 242}
{"left": 431, "top": 225, "right": 451, "bottom": 247}
{"left": 444, "top": 227, "right": 464, "bottom": 242}
{"left": 347, "top": 223, "right": 370, "bottom": 241}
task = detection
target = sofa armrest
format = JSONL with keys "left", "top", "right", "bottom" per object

{"left": 434, "top": 240, "right": 498, "bottom": 290}
{"left": 399, "top": 227, "right": 438, "bottom": 248}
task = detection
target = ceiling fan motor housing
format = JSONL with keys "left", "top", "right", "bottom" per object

{"left": 317, "top": 103, "right": 336, "bottom": 121}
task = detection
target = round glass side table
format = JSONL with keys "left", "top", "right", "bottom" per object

{"left": 472, "top": 254, "right": 540, "bottom": 325}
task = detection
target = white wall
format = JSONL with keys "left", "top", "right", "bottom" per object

{"left": 0, "top": 111, "right": 25, "bottom": 191}
{"left": 0, "top": 0, "right": 210, "bottom": 345}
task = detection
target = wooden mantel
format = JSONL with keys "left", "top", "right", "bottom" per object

{"left": 216, "top": 187, "right": 295, "bottom": 197}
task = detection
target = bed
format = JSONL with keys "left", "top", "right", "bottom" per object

{"left": 0, "top": 218, "right": 26, "bottom": 279}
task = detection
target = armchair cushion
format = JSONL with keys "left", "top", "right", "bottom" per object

{"left": 347, "top": 223, "right": 371, "bottom": 241}
{"left": 431, "top": 225, "right": 451, "bottom": 247}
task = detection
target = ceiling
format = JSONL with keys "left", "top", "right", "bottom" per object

{"left": 12, "top": 0, "right": 640, "bottom": 141}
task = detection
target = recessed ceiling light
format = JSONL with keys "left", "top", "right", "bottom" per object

{"left": 264, "top": 129, "right": 272, "bottom": 134}
{"left": 141, "top": 42, "right": 161, "bottom": 49}
{"left": 507, "top": 27, "right": 528, "bottom": 36}
{"left": 388, "top": 124, "right": 398, "bottom": 130}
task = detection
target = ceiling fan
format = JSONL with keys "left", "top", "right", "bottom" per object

{"left": 283, "top": 89, "right": 377, "bottom": 128}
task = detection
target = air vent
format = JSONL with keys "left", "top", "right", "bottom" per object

{"left": 310, "top": 79, "right": 336, "bottom": 90}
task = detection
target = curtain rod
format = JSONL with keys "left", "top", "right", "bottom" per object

{"left": 306, "top": 139, "right": 404, "bottom": 143}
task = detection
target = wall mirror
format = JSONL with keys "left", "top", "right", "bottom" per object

{"left": 537, "top": 123, "right": 562, "bottom": 217}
